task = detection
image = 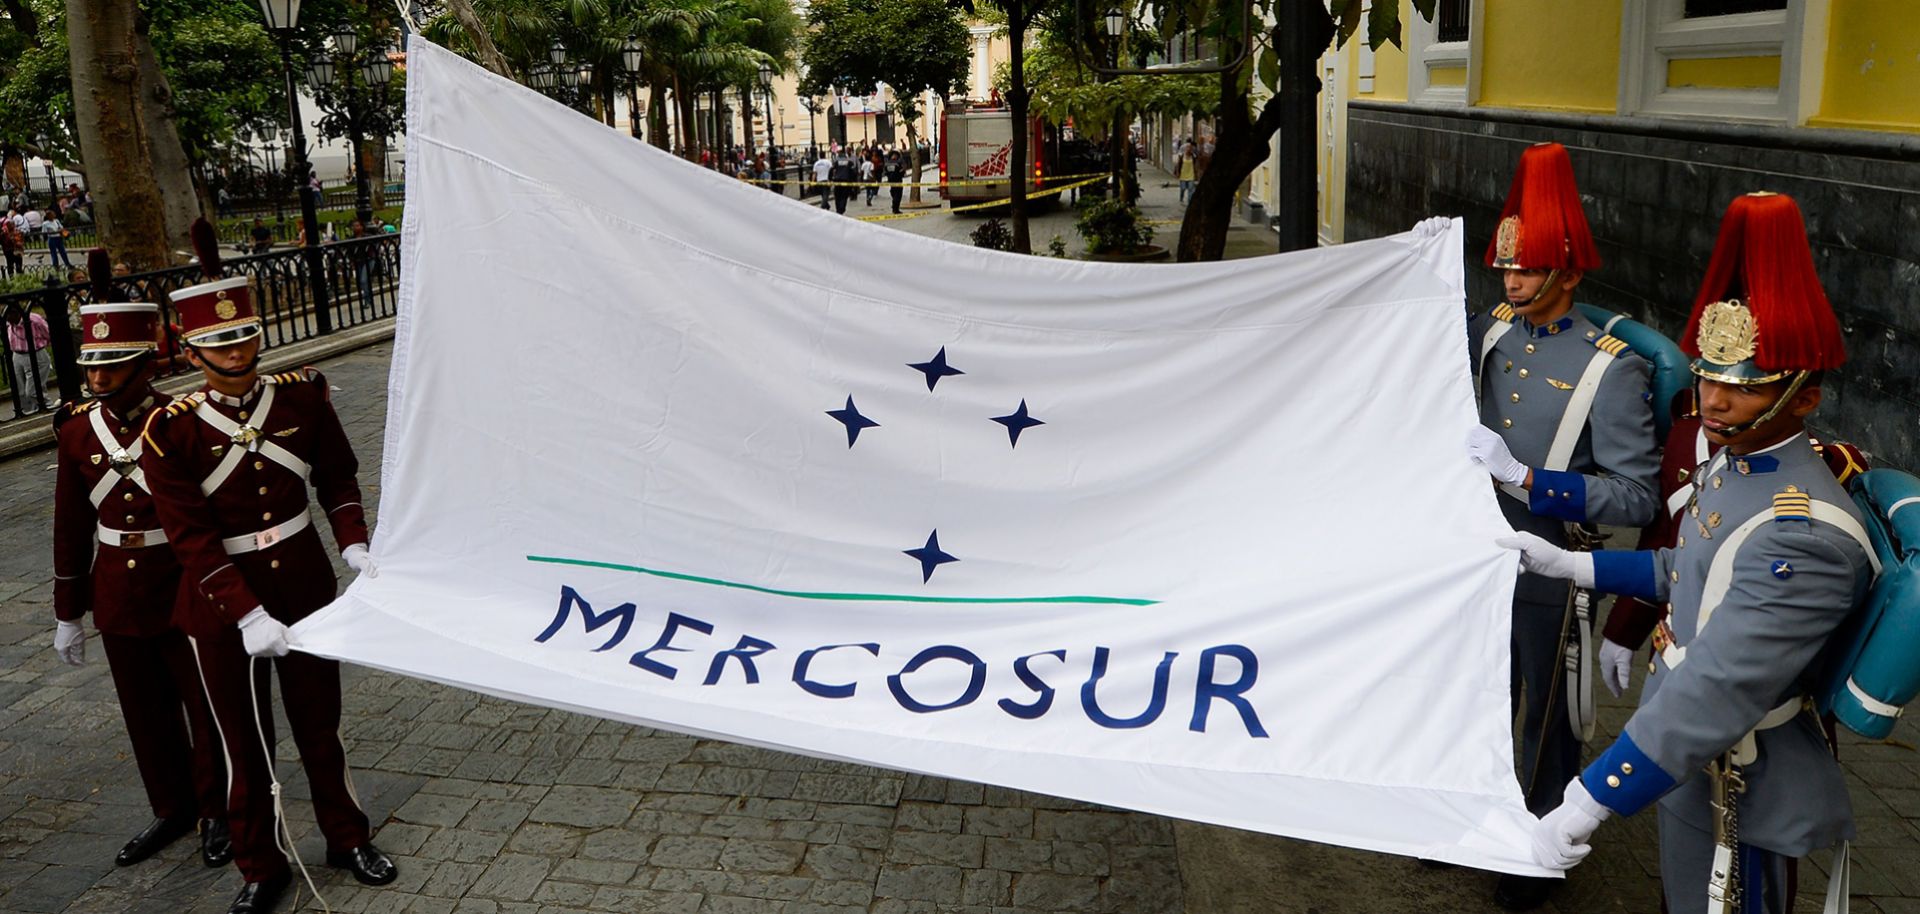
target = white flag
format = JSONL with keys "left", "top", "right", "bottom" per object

{"left": 293, "top": 38, "right": 1545, "bottom": 875}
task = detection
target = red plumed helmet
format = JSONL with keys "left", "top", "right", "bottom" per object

{"left": 1681, "top": 192, "right": 1845, "bottom": 381}
{"left": 1484, "top": 143, "right": 1601, "bottom": 272}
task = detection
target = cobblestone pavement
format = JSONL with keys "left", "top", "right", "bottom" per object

{"left": 4, "top": 345, "right": 1919, "bottom": 914}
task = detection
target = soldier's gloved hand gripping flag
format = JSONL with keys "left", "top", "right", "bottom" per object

{"left": 294, "top": 38, "right": 1552, "bottom": 874}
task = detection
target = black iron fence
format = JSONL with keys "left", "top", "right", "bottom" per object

{"left": 1, "top": 234, "right": 401, "bottom": 424}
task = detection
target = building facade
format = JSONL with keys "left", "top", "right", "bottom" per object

{"left": 1316, "top": 0, "right": 1919, "bottom": 469}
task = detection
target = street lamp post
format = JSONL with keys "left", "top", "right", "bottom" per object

{"left": 757, "top": 63, "right": 775, "bottom": 156}
{"left": 268, "top": 127, "right": 286, "bottom": 222}
{"left": 256, "top": 0, "right": 333, "bottom": 334}
{"left": 800, "top": 97, "right": 821, "bottom": 156}
{"left": 35, "top": 134, "right": 57, "bottom": 205}
{"left": 359, "top": 47, "right": 393, "bottom": 218}
{"left": 621, "top": 35, "right": 645, "bottom": 140}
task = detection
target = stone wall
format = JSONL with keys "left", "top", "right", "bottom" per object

{"left": 1345, "top": 101, "right": 1920, "bottom": 471}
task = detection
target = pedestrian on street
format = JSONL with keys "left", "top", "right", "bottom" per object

{"left": 885, "top": 150, "right": 905, "bottom": 214}
{"left": 1175, "top": 139, "right": 1196, "bottom": 205}
{"left": 860, "top": 153, "right": 877, "bottom": 206}
{"left": 830, "top": 147, "right": 857, "bottom": 214}
{"left": 1518, "top": 191, "right": 1870, "bottom": 914}
{"left": 4, "top": 300, "right": 55, "bottom": 414}
{"left": 347, "top": 219, "right": 375, "bottom": 318}
{"left": 1461, "top": 141, "right": 1658, "bottom": 910}
{"left": 813, "top": 154, "right": 833, "bottom": 210}
{"left": 0, "top": 215, "right": 22, "bottom": 277}
{"left": 142, "top": 219, "right": 398, "bottom": 914}
{"left": 50, "top": 248, "right": 231, "bottom": 873}
{"left": 43, "top": 208, "right": 75, "bottom": 270}
{"left": 248, "top": 218, "right": 272, "bottom": 255}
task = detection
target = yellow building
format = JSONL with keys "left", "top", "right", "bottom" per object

{"left": 1295, "top": 0, "right": 1920, "bottom": 468}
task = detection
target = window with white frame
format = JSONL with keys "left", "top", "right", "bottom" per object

{"left": 1618, "top": 0, "right": 1825, "bottom": 124}
{"left": 1404, "top": 0, "right": 1480, "bottom": 106}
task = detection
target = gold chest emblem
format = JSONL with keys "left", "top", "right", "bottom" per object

{"left": 90, "top": 321, "right": 110, "bottom": 340}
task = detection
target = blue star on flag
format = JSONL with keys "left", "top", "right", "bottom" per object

{"left": 907, "top": 346, "right": 966, "bottom": 391}
{"left": 826, "top": 396, "right": 880, "bottom": 447}
{"left": 990, "top": 399, "right": 1045, "bottom": 448}
{"left": 904, "top": 530, "right": 960, "bottom": 582}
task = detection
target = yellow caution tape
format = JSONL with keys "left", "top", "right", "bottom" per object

{"left": 741, "top": 171, "right": 1109, "bottom": 190}
{"left": 851, "top": 175, "right": 1109, "bottom": 223}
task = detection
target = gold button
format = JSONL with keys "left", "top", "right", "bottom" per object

{"left": 270, "top": 560, "right": 280, "bottom": 569}
{"left": 123, "top": 492, "right": 134, "bottom": 502}
{"left": 1502, "top": 419, "right": 1513, "bottom": 428}
{"left": 1606, "top": 775, "right": 1621, "bottom": 788}
{"left": 262, "top": 512, "right": 273, "bottom": 522}
{"left": 258, "top": 487, "right": 269, "bottom": 495}
{"left": 1620, "top": 763, "right": 1634, "bottom": 775}
{"left": 238, "top": 410, "right": 249, "bottom": 420}
{"left": 1546, "top": 489, "right": 1556, "bottom": 497}
{"left": 1518, "top": 368, "right": 1529, "bottom": 378}
{"left": 118, "top": 426, "right": 128, "bottom": 434}
{"left": 1678, "top": 536, "right": 1685, "bottom": 547}
{"left": 1712, "top": 477, "right": 1722, "bottom": 489}
{"left": 125, "top": 514, "right": 135, "bottom": 523}
{"left": 1510, "top": 392, "right": 1521, "bottom": 402}
{"left": 1524, "top": 343, "right": 1536, "bottom": 354}
{"left": 126, "top": 559, "right": 137, "bottom": 569}
{"left": 1504, "top": 361, "right": 1514, "bottom": 373}
{"left": 1670, "top": 570, "right": 1679, "bottom": 582}
{"left": 254, "top": 461, "right": 265, "bottom": 470}
{"left": 1586, "top": 331, "right": 1597, "bottom": 340}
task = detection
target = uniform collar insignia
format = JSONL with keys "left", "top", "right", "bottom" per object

{"left": 204, "top": 380, "right": 264, "bottom": 408}
{"left": 1525, "top": 316, "right": 1575, "bottom": 339}
{"left": 1732, "top": 455, "right": 1780, "bottom": 475}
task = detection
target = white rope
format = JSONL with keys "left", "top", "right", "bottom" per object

{"left": 395, "top": 0, "right": 420, "bottom": 33}
{"left": 248, "top": 657, "right": 332, "bottom": 913}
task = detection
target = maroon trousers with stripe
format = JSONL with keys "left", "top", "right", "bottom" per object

{"left": 99, "top": 629, "right": 226, "bottom": 823}
{"left": 190, "top": 625, "right": 369, "bottom": 883}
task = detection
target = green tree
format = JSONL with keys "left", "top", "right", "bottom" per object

{"left": 1164, "top": 0, "right": 1431, "bottom": 261}
{"left": 798, "top": 0, "right": 968, "bottom": 203}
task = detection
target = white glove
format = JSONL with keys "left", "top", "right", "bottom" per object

{"left": 1411, "top": 216, "right": 1452, "bottom": 239}
{"left": 53, "top": 620, "right": 87, "bottom": 666}
{"left": 1466, "top": 425, "right": 1530, "bottom": 487}
{"left": 1495, "top": 532, "right": 1596, "bottom": 588}
{"left": 237, "top": 607, "right": 291, "bottom": 658}
{"left": 1530, "top": 778, "right": 1610, "bottom": 870}
{"left": 342, "top": 543, "right": 378, "bottom": 578}
{"left": 1599, "top": 639, "right": 1635, "bottom": 698}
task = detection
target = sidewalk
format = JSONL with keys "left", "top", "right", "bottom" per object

{"left": 3, "top": 267, "right": 1918, "bottom": 914}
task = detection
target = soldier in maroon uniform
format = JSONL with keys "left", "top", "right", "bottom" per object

{"left": 140, "top": 221, "right": 396, "bottom": 914}
{"left": 51, "top": 248, "right": 231, "bottom": 869}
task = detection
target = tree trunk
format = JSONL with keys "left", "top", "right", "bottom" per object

{"left": 649, "top": 82, "right": 670, "bottom": 150}
{"left": 67, "top": 0, "right": 173, "bottom": 270}
{"left": 741, "top": 86, "right": 756, "bottom": 162}
{"left": 905, "top": 114, "right": 923, "bottom": 204}
{"left": 368, "top": 135, "right": 388, "bottom": 209}
{"left": 1005, "top": 7, "right": 1031, "bottom": 254}
{"left": 440, "top": 0, "right": 512, "bottom": 77}
{"left": 131, "top": 7, "right": 200, "bottom": 258}
{"left": 1174, "top": 0, "right": 1330, "bottom": 261}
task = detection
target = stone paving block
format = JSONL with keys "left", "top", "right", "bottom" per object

{"left": 785, "top": 904, "right": 867, "bottom": 914}
{"left": 461, "top": 800, "right": 536, "bottom": 834}
{"left": 469, "top": 853, "right": 553, "bottom": 901}
{"left": 983, "top": 837, "right": 1054, "bottom": 873}
{"left": 1051, "top": 840, "right": 1109, "bottom": 876}
{"left": 532, "top": 879, "right": 597, "bottom": 907}
{"left": 718, "top": 837, "right": 806, "bottom": 873}
{"left": 1009, "top": 871, "right": 1101, "bottom": 912}
{"left": 587, "top": 885, "right": 703, "bottom": 913}
{"left": 420, "top": 827, "right": 512, "bottom": 864}
{"left": 394, "top": 792, "right": 480, "bottom": 828}
{"left": 962, "top": 868, "right": 1012, "bottom": 906}
{"left": 647, "top": 868, "right": 733, "bottom": 895}
{"left": 889, "top": 830, "right": 986, "bottom": 868}
{"left": 874, "top": 863, "right": 965, "bottom": 903}
{"left": 420, "top": 861, "right": 491, "bottom": 898}
{"left": 962, "top": 806, "right": 1033, "bottom": 838}
{"left": 698, "top": 815, "right": 782, "bottom": 840}
{"left": 551, "top": 857, "right": 638, "bottom": 884}
{"left": 505, "top": 823, "right": 583, "bottom": 856}
{"left": 629, "top": 808, "right": 708, "bottom": 835}
{"left": 408, "top": 896, "right": 461, "bottom": 914}
{"left": 723, "top": 872, "right": 813, "bottom": 900}
{"left": 528, "top": 785, "right": 641, "bottom": 828}
{"left": 895, "top": 801, "right": 964, "bottom": 834}
{"left": 800, "top": 843, "right": 882, "bottom": 882}
{"left": 813, "top": 803, "right": 895, "bottom": 827}
{"left": 650, "top": 834, "right": 729, "bottom": 868}
{"left": 578, "top": 827, "right": 650, "bottom": 862}
{"left": 806, "top": 878, "right": 876, "bottom": 906}
{"left": 837, "top": 824, "right": 892, "bottom": 849}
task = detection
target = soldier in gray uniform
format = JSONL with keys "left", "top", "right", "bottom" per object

{"left": 1462, "top": 142, "right": 1659, "bottom": 910}
{"left": 1510, "top": 192, "right": 1870, "bottom": 914}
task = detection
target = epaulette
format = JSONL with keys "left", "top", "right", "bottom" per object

{"left": 1491, "top": 303, "right": 1516, "bottom": 323}
{"left": 51, "top": 400, "right": 96, "bottom": 432}
{"left": 1593, "top": 334, "right": 1630, "bottom": 357}
{"left": 265, "top": 366, "right": 322, "bottom": 386}
{"left": 1773, "top": 485, "right": 1812, "bottom": 522}
{"left": 139, "top": 393, "right": 204, "bottom": 456}
{"left": 1811, "top": 438, "right": 1869, "bottom": 486}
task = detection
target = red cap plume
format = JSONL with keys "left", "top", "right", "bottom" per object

{"left": 1483, "top": 143, "right": 1601, "bottom": 272}
{"left": 87, "top": 248, "right": 114, "bottom": 302}
{"left": 190, "top": 218, "right": 222, "bottom": 278}
{"left": 1680, "top": 192, "right": 1845, "bottom": 372}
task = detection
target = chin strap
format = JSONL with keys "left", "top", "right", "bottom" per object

{"left": 200, "top": 350, "right": 262, "bottom": 378}
{"left": 86, "top": 354, "right": 153, "bottom": 403}
{"left": 1510, "top": 268, "right": 1562, "bottom": 311}
{"left": 1702, "top": 371, "right": 1810, "bottom": 437}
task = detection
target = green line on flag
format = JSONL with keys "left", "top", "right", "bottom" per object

{"left": 525, "top": 555, "right": 1158, "bottom": 606}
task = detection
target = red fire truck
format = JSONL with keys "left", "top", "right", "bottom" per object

{"left": 937, "top": 101, "right": 1063, "bottom": 207}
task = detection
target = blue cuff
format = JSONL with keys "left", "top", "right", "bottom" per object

{"left": 1592, "top": 550, "right": 1660, "bottom": 600}
{"left": 1581, "top": 729, "right": 1676, "bottom": 817}
{"left": 1529, "top": 469, "right": 1588, "bottom": 522}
